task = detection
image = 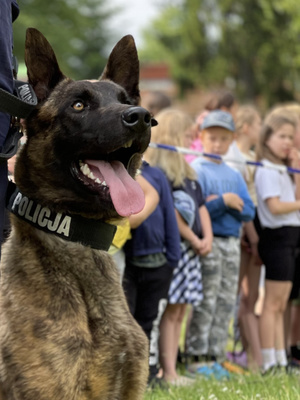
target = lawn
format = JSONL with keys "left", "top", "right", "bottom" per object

{"left": 144, "top": 372, "right": 300, "bottom": 400}
{"left": 144, "top": 310, "right": 300, "bottom": 399}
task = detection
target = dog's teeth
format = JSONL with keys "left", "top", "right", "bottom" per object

{"left": 79, "top": 160, "right": 84, "bottom": 167}
{"left": 81, "top": 164, "right": 90, "bottom": 176}
{"left": 123, "top": 139, "right": 133, "bottom": 148}
{"left": 95, "top": 178, "right": 101, "bottom": 184}
{"left": 102, "top": 181, "right": 107, "bottom": 186}
{"left": 88, "top": 172, "right": 95, "bottom": 180}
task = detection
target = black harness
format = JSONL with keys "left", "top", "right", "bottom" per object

{"left": 6, "top": 182, "right": 117, "bottom": 251}
{"left": 0, "top": 79, "right": 37, "bottom": 119}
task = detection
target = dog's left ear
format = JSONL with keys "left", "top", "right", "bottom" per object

{"left": 25, "top": 28, "right": 66, "bottom": 102}
{"left": 100, "top": 35, "right": 140, "bottom": 105}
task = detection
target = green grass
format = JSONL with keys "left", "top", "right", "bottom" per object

{"left": 146, "top": 314, "right": 300, "bottom": 399}
{"left": 144, "top": 372, "right": 300, "bottom": 400}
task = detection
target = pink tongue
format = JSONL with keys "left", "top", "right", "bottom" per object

{"left": 85, "top": 160, "right": 145, "bottom": 217}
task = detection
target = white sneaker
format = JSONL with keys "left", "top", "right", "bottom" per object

{"left": 168, "top": 376, "right": 195, "bottom": 387}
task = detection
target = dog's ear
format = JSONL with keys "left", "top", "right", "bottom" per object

{"left": 25, "top": 28, "right": 66, "bottom": 102}
{"left": 100, "top": 35, "right": 140, "bottom": 105}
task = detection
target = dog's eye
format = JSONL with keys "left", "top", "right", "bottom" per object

{"left": 72, "top": 101, "right": 85, "bottom": 111}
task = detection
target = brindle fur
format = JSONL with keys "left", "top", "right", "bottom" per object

{"left": 0, "top": 28, "right": 150, "bottom": 400}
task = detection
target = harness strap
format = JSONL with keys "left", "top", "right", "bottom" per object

{"left": 0, "top": 80, "right": 38, "bottom": 161}
{"left": 0, "top": 80, "right": 37, "bottom": 119}
{"left": 6, "top": 182, "right": 117, "bottom": 251}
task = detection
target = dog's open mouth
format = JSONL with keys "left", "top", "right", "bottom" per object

{"left": 71, "top": 139, "right": 145, "bottom": 217}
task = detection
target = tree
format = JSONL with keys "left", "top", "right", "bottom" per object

{"left": 140, "top": 0, "right": 227, "bottom": 95}
{"left": 141, "top": 0, "right": 300, "bottom": 105}
{"left": 219, "top": 0, "right": 300, "bottom": 104}
{"left": 13, "top": 0, "right": 117, "bottom": 80}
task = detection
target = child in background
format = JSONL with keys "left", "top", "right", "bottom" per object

{"left": 146, "top": 108, "right": 213, "bottom": 386}
{"left": 266, "top": 103, "right": 300, "bottom": 369}
{"left": 184, "top": 111, "right": 209, "bottom": 164}
{"left": 109, "top": 175, "right": 160, "bottom": 281}
{"left": 186, "top": 110, "right": 255, "bottom": 379}
{"left": 108, "top": 219, "right": 131, "bottom": 281}
{"left": 205, "top": 90, "right": 238, "bottom": 117}
{"left": 141, "top": 91, "right": 172, "bottom": 117}
{"left": 186, "top": 90, "right": 238, "bottom": 164}
{"left": 225, "top": 105, "right": 263, "bottom": 370}
{"left": 123, "top": 160, "right": 181, "bottom": 386}
{"left": 255, "top": 110, "right": 300, "bottom": 374}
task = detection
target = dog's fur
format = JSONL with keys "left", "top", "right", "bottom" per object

{"left": 0, "top": 28, "right": 153, "bottom": 400}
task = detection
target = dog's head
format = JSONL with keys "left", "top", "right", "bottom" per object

{"left": 14, "top": 28, "right": 156, "bottom": 220}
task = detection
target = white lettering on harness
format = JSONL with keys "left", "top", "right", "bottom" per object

{"left": 12, "top": 193, "right": 71, "bottom": 237}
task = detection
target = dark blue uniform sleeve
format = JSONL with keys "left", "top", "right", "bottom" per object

{"left": 0, "top": 1, "right": 19, "bottom": 255}
{"left": 0, "top": 0, "right": 19, "bottom": 148}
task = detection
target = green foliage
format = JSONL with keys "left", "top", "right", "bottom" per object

{"left": 141, "top": 0, "right": 300, "bottom": 105}
{"left": 13, "top": 0, "right": 118, "bottom": 79}
{"left": 141, "top": 0, "right": 228, "bottom": 95}
{"left": 219, "top": 0, "right": 300, "bottom": 104}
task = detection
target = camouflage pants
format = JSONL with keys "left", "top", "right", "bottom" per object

{"left": 186, "top": 236, "right": 240, "bottom": 361}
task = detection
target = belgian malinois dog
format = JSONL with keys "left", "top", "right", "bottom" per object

{"left": 0, "top": 28, "right": 154, "bottom": 400}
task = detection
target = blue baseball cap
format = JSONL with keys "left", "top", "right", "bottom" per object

{"left": 201, "top": 110, "right": 235, "bottom": 132}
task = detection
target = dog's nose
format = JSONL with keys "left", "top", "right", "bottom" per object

{"left": 122, "top": 107, "right": 151, "bottom": 131}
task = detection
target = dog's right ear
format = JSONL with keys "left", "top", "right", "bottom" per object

{"left": 100, "top": 35, "right": 140, "bottom": 105}
{"left": 25, "top": 28, "right": 66, "bottom": 102}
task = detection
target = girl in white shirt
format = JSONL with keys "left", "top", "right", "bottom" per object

{"left": 255, "top": 110, "right": 300, "bottom": 374}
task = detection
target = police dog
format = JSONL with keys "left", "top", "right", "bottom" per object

{"left": 0, "top": 28, "right": 153, "bottom": 400}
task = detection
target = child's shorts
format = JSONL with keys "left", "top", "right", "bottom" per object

{"left": 258, "top": 226, "right": 300, "bottom": 281}
{"left": 290, "top": 237, "right": 300, "bottom": 300}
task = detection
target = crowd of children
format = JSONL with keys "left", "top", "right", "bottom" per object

{"left": 146, "top": 109, "right": 213, "bottom": 385}
{"left": 115, "top": 91, "right": 300, "bottom": 387}
{"left": 3, "top": 88, "right": 300, "bottom": 386}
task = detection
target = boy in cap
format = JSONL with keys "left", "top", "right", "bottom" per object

{"left": 186, "top": 110, "right": 255, "bottom": 378}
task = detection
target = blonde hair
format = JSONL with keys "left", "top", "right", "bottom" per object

{"left": 256, "top": 109, "right": 298, "bottom": 164}
{"left": 268, "top": 102, "right": 300, "bottom": 119}
{"left": 146, "top": 108, "right": 196, "bottom": 186}
{"left": 235, "top": 105, "right": 260, "bottom": 134}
